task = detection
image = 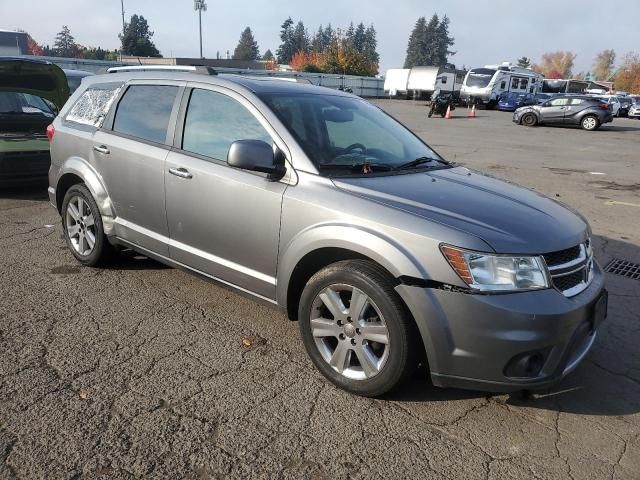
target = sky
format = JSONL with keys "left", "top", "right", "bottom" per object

{"left": 2, "top": 0, "right": 639, "bottom": 74}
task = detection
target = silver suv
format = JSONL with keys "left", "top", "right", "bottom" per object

{"left": 47, "top": 68, "right": 607, "bottom": 397}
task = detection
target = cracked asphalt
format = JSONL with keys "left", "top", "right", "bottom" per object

{"left": 1, "top": 103, "right": 640, "bottom": 479}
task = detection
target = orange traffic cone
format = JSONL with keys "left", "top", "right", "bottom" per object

{"left": 468, "top": 105, "right": 477, "bottom": 118}
{"left": 444, "top": 105, "right": 452, "bottom": 119}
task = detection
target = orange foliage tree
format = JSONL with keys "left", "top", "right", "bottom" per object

{"left": 533, "top": 51, "right": 577, "bottom": 78}
{"left": 614, "top": 53, "right": 640, "bottom": 93}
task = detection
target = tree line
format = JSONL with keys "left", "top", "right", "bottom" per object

{"left": 515, "top": 50, "right": 639, "bottom": 92}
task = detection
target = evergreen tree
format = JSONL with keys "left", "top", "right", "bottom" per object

{"left": 353, "top": 23, "right": 366, "bottom": 53}
{"left": 404, "top": 17, "right": 426, "bottom": 68}
{"left": 363, "top": 25, "right": 379, "bottom": 67}
{"left": 433, "top": 15, "right": 455, "bottom": 66}
{"left": 119, "top": 14, "right": 161, "bottom": 57}
{"left": 291, "top": 21, "right": 310, "bottom": 55}
{"left": 262, "top": 49, "right": 274, "bottom": 61}
{"left": 344, "top": 22, "right": 355, "bottom": 46}
{"left": 276, "top": 17, "right": 295, "bottom": 64}
{"left": 233, "top": 27, "right": 260, "bottom": 60}
{"left": 403, "top": 14, "right": 455, "bottom": 68}
{"left": 517, "top": 56, "right": 531, "bottom": 68}
{"left": 323, "top": 24, "right": 334, "bottom": 50}
{"left": 54, "top": 25, "right": 78, "bottom": 57}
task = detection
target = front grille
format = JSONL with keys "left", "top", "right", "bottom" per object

{"left": 543, "top": 245, "right": 581, "bottom": 267}
{"left": 552, "top": 270, "right": 585, "bottom": 291}
{"left": 543, "top": 240, "right": 593, "bottom": 297}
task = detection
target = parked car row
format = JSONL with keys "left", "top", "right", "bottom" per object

{"left": 0, "top": 57, "right": 92, "bottom": 186}
{"left": 497, "top": 90, "right": 638, "bottom": 118}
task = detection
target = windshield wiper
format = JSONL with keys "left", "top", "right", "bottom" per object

{"left": 394, "top": 156, "right": 448, "bottom": 171}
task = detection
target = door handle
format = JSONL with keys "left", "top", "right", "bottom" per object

{"left": 93, "top": 145, "right": 110, "bottom": 154}
{"left": 168, "top": 167, "right": 193, "bottom": 179}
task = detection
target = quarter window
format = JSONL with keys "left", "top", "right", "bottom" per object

{"left": 182, "top": 89, "right": 272, "bottom": 161}
{"left": 113, "top": 85, "right": 178, "bottom": 144}
{"left": 66, "top": 85, "right": 122, "bottom": 127}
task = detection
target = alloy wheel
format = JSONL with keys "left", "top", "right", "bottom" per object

{"left": 310, "top": 284, "right": 390, "bottom": 380}
{"left": 582, "top": 116, "right": 597, "bottom": 130}
{"left": 65, "top": 196, "right": 96, "bottom": 256}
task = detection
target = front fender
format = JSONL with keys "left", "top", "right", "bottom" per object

{"left": 57, "top": 156, "right": 114, "bottom": 219}
{"left": 276, "top": 223, "right": 427, "bottom": 306}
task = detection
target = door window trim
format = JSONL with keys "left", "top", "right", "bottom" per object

{"left": 100, "top": 80, "right": 186, "bottom": 149}
{"left": 172, "top": 83, "right": 296, "bottom": 183}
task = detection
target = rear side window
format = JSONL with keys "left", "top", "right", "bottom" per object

{"left": 113, "top": 85, "right": 178, "bottom": 144}
{"left": 569, "top": 98, "right": 585, "bottom": 105}
{"left": 66, "top": 85, "right": 122, "bottom": 127}
{"left": 182, "top": 89, "right": 271, "bottom": 161}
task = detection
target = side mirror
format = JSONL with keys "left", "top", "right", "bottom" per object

{"left": 227, "top": 139, "right": 286, "bottom": 180}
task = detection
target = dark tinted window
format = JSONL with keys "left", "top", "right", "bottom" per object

{"left": 113, "top": 85, "right": 178, "bottom": 144}
{"left": 182, "top": 89, "right": 271, "bottom": 161}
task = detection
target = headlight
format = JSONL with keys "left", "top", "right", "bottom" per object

{"left": 441, "top": 245, "right": 549, "bottom": 292}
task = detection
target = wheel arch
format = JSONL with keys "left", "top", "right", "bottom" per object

{"left": 55, "top": 157, "right": 114, "bottom": 218}
{"left": 277, "top": 225, "right": 427, "bottom": 321}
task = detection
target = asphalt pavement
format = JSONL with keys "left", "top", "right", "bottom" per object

{"left": 1, "top": 103, "right": 639, "bottom": 479}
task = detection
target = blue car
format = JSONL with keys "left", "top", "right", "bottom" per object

{"left": 498, "top": 92, "right": 537, "bottom": 111}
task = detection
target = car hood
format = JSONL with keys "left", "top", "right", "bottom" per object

{"left": 0, "top": 57, "right": 69, "bottom": 110}
{"left": 332, "top": 167, "right": 588, "bottom": 254}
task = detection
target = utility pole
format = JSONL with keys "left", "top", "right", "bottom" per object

{"left": 120, "top": 0, "right": 125, "bottom": 61}
{"left": 194, "top": 0, "right": 207, "bottom": 58}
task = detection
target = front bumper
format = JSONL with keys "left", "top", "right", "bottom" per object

{"left": 395, "top": 261, "right": 606, "bottom": 392}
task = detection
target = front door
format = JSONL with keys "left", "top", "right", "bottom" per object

{"left": 95, "top": 82, "right": 182, "bottom": 255}
{"left": 540, "top": 97, "right": 570, "bottom": 123}
{"left": 165, "top": 87, "right": 287, "bottom": 300}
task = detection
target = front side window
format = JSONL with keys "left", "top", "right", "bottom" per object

{"left": 519, "top": 78, "right": 529, "bottom": 89}
{"left": 260, "top": 92, "right": 447, "bottom": 176}
{"left": 66, "top": 85, "right": 122, "bottom": 127}
{"left": 549, "top": 98, "right": 570, "bottom": 107}
{"left": 182, "top": 89, "right": 272, "bottom": 161}
{"left": 113, "top": 85, "right": 178, "bottom": 144}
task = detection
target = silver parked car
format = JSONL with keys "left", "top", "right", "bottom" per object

{"left": 46, "top": 67, "right": 607, "bottom": 396}
{"left": 513, "top": 95, "right": 613, "bottom": 130}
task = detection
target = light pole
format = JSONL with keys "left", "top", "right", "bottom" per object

{"left": 194, "top": 0, "right": 207, "bottom": 59}
{"left": 120, "top": 0, "right": 125, "bottom": 61}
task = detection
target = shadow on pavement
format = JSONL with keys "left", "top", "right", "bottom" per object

{"left": 104, "top": 248, "right": 170, "bottom": 271}
{"left": 0, "top": 182, "right": 49, "bottom": 201}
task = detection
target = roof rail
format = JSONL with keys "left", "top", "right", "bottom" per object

{"left": 106, "top": 65, "right": 217, "bottom": 75}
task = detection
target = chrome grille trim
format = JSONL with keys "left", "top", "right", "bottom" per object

{"left": 544, "top": 240, "right": 594, "bottom": 297}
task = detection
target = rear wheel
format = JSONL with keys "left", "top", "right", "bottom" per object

{"left": 521, "top": 113, "right": 537, "bottom": 127}
{"left": 298, "top": 260, "right": 417, "bottom": 397}
{"left": 61, "top": 184, "right": 114, "bottom": 266}
{"left": 581, "top": 115, "right": 599, "bottom": 131}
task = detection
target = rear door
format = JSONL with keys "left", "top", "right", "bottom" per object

{"left": 540, "top": 97, "right": 570, "bottom": 123}
{"left": 565, "top": 98, "right": 590, "bottom": 124}
{"left": 164, "top": 85, "right": 290, "bottom": 300}
{"left": 94, "top": 80, "right": 184, "bottom": 255}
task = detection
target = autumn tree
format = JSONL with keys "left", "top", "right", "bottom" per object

{"left": 119, "top": 14, "right": 161, "bottom": 57}
{"left": 533, "top": 51, "right": 577, "bottom": 78}
{"left": 592, "top": 49, "right": 616, "bottom": 81}
{"left": 614, "top": 53, "right": 640, "bottom": 93}
{"left": 233, "top": 27, "right": 260, "bottom": 60}
{"left": 26, "top": 34, "right": 44, "bottom": 56}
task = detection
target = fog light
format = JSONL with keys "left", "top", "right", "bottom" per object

{"left": 504, "top": 351, "right": 546, "bottom": 378}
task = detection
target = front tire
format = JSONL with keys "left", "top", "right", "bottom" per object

{"left": 521, "top": 112, "right": 537, "bottom": 127}
{"left": 61, "top": 184, "right": 113, "bottom": 267}
{"left": 581, "top": 115, "right": 599, "bottom": 131}
{"left": 298, "top": 260, "right": 417, "bottom": 397}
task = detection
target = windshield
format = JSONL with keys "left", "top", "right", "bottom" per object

{"left": 0, "top": 92, "right": 53, "bottom": 114}
{"left": 259, "top": 93, "right": 446, "bottom": 175}
{"left": 465, "top": 69, "right": 496, "bottom": 88}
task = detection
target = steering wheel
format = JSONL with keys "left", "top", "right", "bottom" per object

{"left": 343, "top": 143, "right": 366, "bottom": 154}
